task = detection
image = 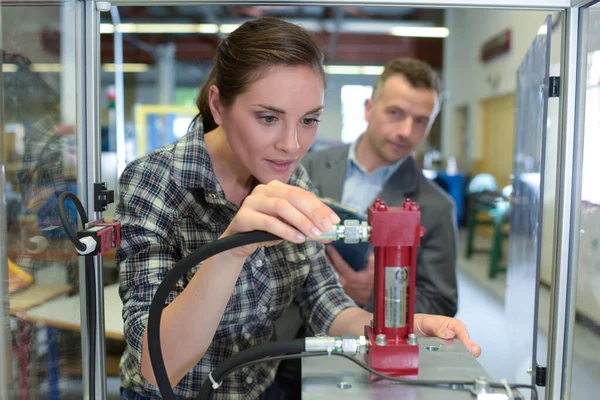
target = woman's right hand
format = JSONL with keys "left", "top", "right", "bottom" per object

{"left": 220, "top": 180, "right": 341, "bottom": 259}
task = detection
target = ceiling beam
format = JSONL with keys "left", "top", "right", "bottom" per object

{"left": 99, "top": 33, "right": 443, "bottom": 67}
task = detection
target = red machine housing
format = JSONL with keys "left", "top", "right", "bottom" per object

{"left": 364, "top": 198, "right": 425, "bottom": 378}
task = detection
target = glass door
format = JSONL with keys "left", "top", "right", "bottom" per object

{"left": 505, "top": 14, "right": 552, "bottom": 394}
{"left": 0, "top": 1, "right": 104, "bottom": 399}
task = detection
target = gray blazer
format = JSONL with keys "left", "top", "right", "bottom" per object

{"left": 302, "top": 144, "right": 458, "bottom": 317}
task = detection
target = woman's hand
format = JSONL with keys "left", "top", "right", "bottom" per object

{"left": 221, "top": 180, "right": 340, "bottom": 259}
{"left": 414, "top": 314, "right": 482, "bottom": 358}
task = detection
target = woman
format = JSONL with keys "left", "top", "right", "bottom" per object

{"left": 116, "top": 17, "right": 480, "bottom": 400}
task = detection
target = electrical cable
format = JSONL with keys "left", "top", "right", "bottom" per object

{"left": 56, "top": 191, "right": 95, "bottom": 398}
{"left": 57, "top": 191, "right": 88, "bottom": 252}
{"left": 147, "top": 230, "right": 538, "bottom": 400}
{"left": 202, "top": 351, "right": 537, "bottom": 400}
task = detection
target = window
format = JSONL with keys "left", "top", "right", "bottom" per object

{"left": 340, "top": 85, "right": 372, "bottom": 144}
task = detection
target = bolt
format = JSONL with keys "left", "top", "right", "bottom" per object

{"left": 472, "top": 376, "right": 491, "bottom": 394}
{"left": 527, "top": 368, "right": 533, "bottom": 375}
{"left": 407, "top": 333, "right": 417, "bottom": 346}
{"left": 375, "top": 334, "right": 387, "bottom": 346}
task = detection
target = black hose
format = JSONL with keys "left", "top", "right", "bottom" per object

{"left": 147, "top": 231, "right": 280, "bottom": 400}
{"left": 56, "top": 191, "right": 95, "bottom": 398}
{"left": 197, "top": 339, "right": 305, "bottom": 399}
{"left": 57, "top": 191, "right": 88, "bottom": 252}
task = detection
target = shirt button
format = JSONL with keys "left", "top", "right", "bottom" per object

{"left": 246, "top": 376, "right": 253, "bottom": 384}
{"left": 255, "top": 260, "right": 263, "bottom": 267}
{"left": 244, "top": 332, "right": 251, "bottom": 340}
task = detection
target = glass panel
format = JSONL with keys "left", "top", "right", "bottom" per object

{"left": 505, "top": 15, "right": 551, "bottom": 388}
{"left": 1, "top": 2, "right": 85, "bottom": 398}
{"left": 570, "top": 2, "right": 600, "bottom": 398}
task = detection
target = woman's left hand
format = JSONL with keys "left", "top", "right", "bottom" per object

{"left": 414, "top": 314, "right": 481, "bottom": 358}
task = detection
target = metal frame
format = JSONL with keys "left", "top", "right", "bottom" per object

{"left": 0, "top": 0, "right": 596, "bottom": 399}
{"left": 545, "top": 6, "right": 581, "bottom": 398}
{"left": 77, "top": 1, "right": 107, "bottom": 399}
{"left": 108, "top": 0, "right": 569, "bottom": 9}
{"left": 555, "top": 1, "right": 600, "bottom": 398}
{"left": 0, "top": 6, "right": 13, "bottom": 397}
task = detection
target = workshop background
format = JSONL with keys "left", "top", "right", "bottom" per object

{"left": 2, "top": 3, "right": 600, "bottom": 399}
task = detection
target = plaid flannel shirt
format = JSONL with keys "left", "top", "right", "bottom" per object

{"left": 115, "top": 117, "right": 355, "bottom": 399}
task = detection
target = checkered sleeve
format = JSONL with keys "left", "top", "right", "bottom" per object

{"left": 290, "top": 165, "right": 357, "bottom": 335}
{"left": 114, "top": 156, "right": 186, "bottom": 377}
{"left": 295, "top": 242, "right": 356, "bottom": 335}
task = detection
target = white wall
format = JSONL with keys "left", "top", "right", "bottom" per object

{"left": 442, "top": 9, "right": 562, "bottom": 164}
{"left": 442, "top": 7, "right": 564, "bottom": 290}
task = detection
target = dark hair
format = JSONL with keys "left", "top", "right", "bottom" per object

{"left": 371, "top": 57, "right": 441, "bottom": 101}
{"left": 196, "top": 17, "right": 326, "bottom": 132}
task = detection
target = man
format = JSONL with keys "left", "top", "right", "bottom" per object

{"left": 303, "top": 57, "right": 458, "bottom": 317}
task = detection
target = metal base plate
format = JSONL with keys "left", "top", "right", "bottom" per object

{"left": 302, "top": 337, "right": 518, "bottom": 399}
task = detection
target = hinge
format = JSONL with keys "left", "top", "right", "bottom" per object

{"left": 535, "top": 365, "right": 547, "bottom": 387}
{"left": 549, "top": 76, "right": 560, "bottom": 97}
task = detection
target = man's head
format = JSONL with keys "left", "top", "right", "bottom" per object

{"left": 363, "top": 57, "right": 441, "bottom": 167}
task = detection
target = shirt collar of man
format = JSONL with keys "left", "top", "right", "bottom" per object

{"left": 347, "top": 134, "right": 407, "bottom": 180}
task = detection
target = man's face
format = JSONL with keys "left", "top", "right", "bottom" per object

{"left": 364, "top": 74, "right": 438, "bottom": 165}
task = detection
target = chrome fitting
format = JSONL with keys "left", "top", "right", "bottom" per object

{"left": 315, "top": 220, "right": 370, "bottom": 244}
{"left": 305, "top": 336, "right": 337, "bottom": 353}
{"left": 305, "top": 335, "right": 368, "bottom": 355}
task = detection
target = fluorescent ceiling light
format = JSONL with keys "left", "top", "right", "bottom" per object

{"left": 30, "top": 63, "right": 62, "bottom": 73}
{"left": 103, "top": 63, "right": 150, "bottom": 73}
{"left": 1, "top": 63, "right": 149, "bottom": 73}
{"left": 100, "top": 23, "right": 219, "bottom": 34}
{"left": 2, "top": 64, "right": 18, "bottom": 73}
{"left": 219, "top": 24, "right": 240, "bottom": 34}
{"left": 324, "top": 65, "right": 384, "bottom": 75}
{"left": 101, "top": 24, "right": 115, "bottom": 34}
{"left": 389, "top": 26, "right": 449, "bottom": 38}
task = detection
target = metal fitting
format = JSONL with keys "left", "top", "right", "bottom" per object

{"left": 375, "top": 334, "right": 387, "bottom": 346}
{"left": 306, "top": 335, "right": 368, "bottom": 355}
{"left": 471, "top": 376, "right": 491, "bottom": 395}
{"left": 315, "top": 220, "right": 370, "bottom": 244}
{"left": 407, "top": 333, "right": 417, "bottom": 346}
{"left": 341, "top": 334, "right": 358, "bottom": 354}
{"left": 305, "top": 336, "right": 337, "bottom": 353}
{"left": 96, "top": 1, "right": 112, "bottom": 12}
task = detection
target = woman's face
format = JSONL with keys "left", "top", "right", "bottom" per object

{"left": 214, "top": 65, "right": 325, "bottom": 184}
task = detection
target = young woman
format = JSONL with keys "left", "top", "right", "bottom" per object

{"left": 116, "top": 17, "right": 481, "bottom": 400}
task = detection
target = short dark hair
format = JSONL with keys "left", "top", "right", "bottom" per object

{"left": 196, "top": 17, "right": 326, "bottom": 132}
{"left": 371, "top": 57, "right": 441, "bottom": 101}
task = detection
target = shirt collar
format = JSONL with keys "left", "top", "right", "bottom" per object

{"left": 171, "top": 115, "right": 222, "bottom": 195}
{"left": 348, "top": 134, "right": 407, "bottom": 179}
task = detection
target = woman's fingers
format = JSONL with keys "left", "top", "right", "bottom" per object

{"left": 243, "top": 195, "right": 323, "bottom": 240}
{"left": 255, "top": 182, "right": 340, "bottom": 231}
